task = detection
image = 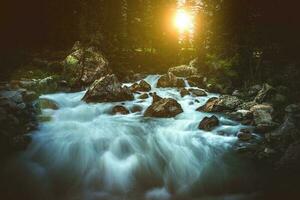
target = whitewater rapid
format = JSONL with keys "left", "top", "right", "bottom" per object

{"left": 5, "top": 75, "right": 258, "bottom": 200}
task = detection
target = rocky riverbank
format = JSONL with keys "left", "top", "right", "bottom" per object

{"left": 1, "top": 41, "right": 300, "bottom": 197}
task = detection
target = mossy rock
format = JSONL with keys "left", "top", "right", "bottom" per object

{"left": 37, "top": 115, "right": 52, "bottom": 122}
{"left": 37, "top": 98, "right": 59, "bottom": 110}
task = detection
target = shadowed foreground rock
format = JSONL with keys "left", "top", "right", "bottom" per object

{"left": 144, "top": 98, "right": 183, "bottom": 118}
{"left": 198, "top": 115, "right": 219, "bottom": 131}
{"left": 82, "top": 74, "right": 134, "bottom": 103}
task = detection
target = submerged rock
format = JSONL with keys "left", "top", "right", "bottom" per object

{"left": 138, "top": 93, "right": 149, "bottom": 99}
{"left": 130, "top": 80, "right": 151, "bottom": 93}
{"left": 237, "top": 129, "right": 252, "bottom": 141}
{"left": 82, "top": 74, "right": 134, "bottom": 103}
{"left": 112, "top": 105, "right": 130, "bottom": 115}
{"left": 144, "top": 98, "right": 183, "bottom": 118}
{"left": 37, "top": 98, "right": 59, "bottom": 110}
{"left": 168, "top": 65, "right": 198, "bottom": 77}
{"left": 157, "top": 72, "right": 185, "bottom": 88}
{"left": 198, "top": 115, "right": 219, "bottom": 131}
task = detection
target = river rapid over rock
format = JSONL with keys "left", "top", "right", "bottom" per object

{"left": 1, "top": 75, "right": 261, "bottom": 200}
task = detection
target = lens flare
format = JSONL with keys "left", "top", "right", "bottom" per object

{"left": 174, "top": 9, "right": 193, "bottom": 32}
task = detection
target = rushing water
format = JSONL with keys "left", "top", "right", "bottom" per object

{"left": 2, "top": 75, "right": 260, "bottom": 200}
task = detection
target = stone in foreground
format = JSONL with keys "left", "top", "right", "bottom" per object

{"left": 82, "top": 74, "right": 134, "bottom": 103}
{"left": 144, "top": 98, "right": 183, "bottom": 118}
{"left": 198, "top": 115, "right": 219, "bottom": 131}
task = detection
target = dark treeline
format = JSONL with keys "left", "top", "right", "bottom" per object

{"left": 1, "top": 0, "right": 300, "bottom": 98}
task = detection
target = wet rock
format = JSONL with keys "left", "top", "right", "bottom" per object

{"left": 22, "top": 91, "right": 38, "bottom": 102}
{"left": 250, "top": 104, "right": 278, "bottom": 133}
{"left": 180, "top": 88, "right": 190, "bottom": 97}
{"left": 82, "top": 74, "right": 134, "bottom": 103}
{"left": 130, "top": 105, "right": 143, "bottom": 113}
{"left": 157, "top": 72, "right": 185, "bottom": 88}
{"left": 196, "top": 97, "right": 219, "bottom": 112}
{"left": 216, "top": 95, "right": 242, "bottom": 111}
{"left": 138, "top": 93, "right": 149, "bottom": 99}
{"left": 197, "top": 95, "right": 242, "bottom": 112}
{"left": 144, "top": 98, "right": 183, "bottom": 118}
{"left": 254, "top": 83, "right": 275, "bottom": 103}
{"left": 63, "top": 41, "right": 111, "bottom": 88}
{"left": 228, "top": 110, "right": 253, "bottom": 122}
{"left": 37, "top": 115, "right": 52, "bottom": 122}
{"left": 0, "top": 89, "right": 38, "bottom": 154}
{"left": 37, "top": 98, "right": 59, "bottom": 110}
{"left": 149, "top": 92, "right": 162, "bottom": 103}
{"left": 198, "top": 115, "right": 219, "bottom": 131}
{"left": 189, "top": 88, "right": 207, "bottom": 97}
{"left": 168, "top": 65, "right": 198, "bottom": 77}
{"left": 186, "top": 75, "right": 204, "bottom": 87}
{"left": 237, "top": 129, "right": 252, "bottom": 141}
{"left": 130, "top": 80, "right": 151, "bottom": 93}
{"left": 18, "top": 76, "right": 59, "bottom": 94}
{"left": 112, "top": 105, "right": 130, "bottom": 115}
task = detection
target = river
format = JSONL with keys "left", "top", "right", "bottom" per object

{"left": 2, "top": 75, "right": 261, "bottom": 200}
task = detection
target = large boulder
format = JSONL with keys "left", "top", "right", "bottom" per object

{"left": 82, "top": 74, "right": 134, "bottom": 103}
{"left": 157, "top": 72, "right": 185, "bottom": 88}
{"left": 216, "top": 95, "right": 242, "bottom": 111}
{"left": 250, "top": 104, "right": 278, "bottom": 133}
{"left": 130, "top": 80, "right": 151, "bottom": 93}
{"left": 144, "top": 98, "right": 183, "bottom": 118}
{"left": 198, "top": 115, "right": 219, "bottom": 131}
{"left": 168, "top": 65, "right": 198, "bottom": 77}
{"left": 197, "top": 95, "right": 242, "bottom": 112}
{"left": 63, "top": 41, "right": 111, "bottom": 88}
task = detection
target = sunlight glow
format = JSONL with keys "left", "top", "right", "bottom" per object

{"left": 174, "top": 9, "right": 193, "bottom": 32}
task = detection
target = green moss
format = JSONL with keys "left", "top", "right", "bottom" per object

{"left": 66, "top": 55, "right": 79, "bottom": 65}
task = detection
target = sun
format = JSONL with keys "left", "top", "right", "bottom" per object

{"left": 174, "top": 9, "right": 193, "bottom": 32}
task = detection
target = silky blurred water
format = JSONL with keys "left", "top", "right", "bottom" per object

{"left": 1, "top": 75, "right": 259, "bottom": 200}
